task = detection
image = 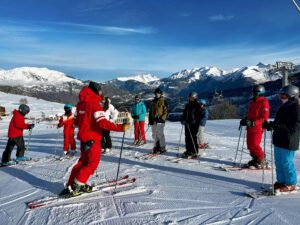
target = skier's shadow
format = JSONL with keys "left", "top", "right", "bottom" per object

{"left": 102, "top": 155, "right": 264, "bottom": 191}
{"left": 1, "top": 167, "right": 63, "bottom": 194}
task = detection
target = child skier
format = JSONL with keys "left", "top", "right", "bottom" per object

{"left": 1, "top": 104, "right": 35, "bottom": 165}
{"left": 57, "top": 104, "right": 76, "bottom": 156}
{"left": 101, "top": 97, "right": 119, "bottom": 153}
{"left": 131, "top": 95, "right": 147, "bottom": 145}
{"left": 197, "top": 99, "right": 209, "bottom": 149}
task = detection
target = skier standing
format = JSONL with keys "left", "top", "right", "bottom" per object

{"left": 1, "top": 104, "right": 35, "bottom": 165}
{"left": 101, "top": 97, "right": 119, "bottom": 153}
{"left": 131, "top": 95, "right": 147, "bottom": 145}
{"left": 263, "top": 85, "right": 300, "bottom": 192}
{"left": 240, "top": 85, "right": 270, "bottom": 168}
{"left": 60, "top": 82, "right": 130, "bottom": 196}
{"left": 181, "top": 92, "right": 200, "bottom": 158}
{"left": 148, "top": 88, "right": 168, "bottom": 154}
{"left": 197, "top": 99, "right": 209, "bottom": 149}
{"left": 57, "top": 104, "right": 76, "bottom": 156}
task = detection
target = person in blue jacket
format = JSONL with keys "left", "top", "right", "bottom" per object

{"left": 131, "top": 95, "right": 147, "bottom": 145}
{"left": 197, "top": 99, "right": 209, "bottom": 149}
{"left": 263, "top": 85, "right": 300, "bottom": 193}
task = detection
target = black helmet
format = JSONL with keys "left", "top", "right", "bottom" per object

{"left": 135, "top": 94, "right": 141, "bottom": 99}
{"left": 280, "top": 85, "right": 299, "bottom": 98}
{"left": 154, "top": 88, "right": 162, "bottom": 94}
{"left": 188, "top": 91, "right": 198, "bottom": 99}
{"left": 88, "top": 81, "right": 102, "bottom": 95}
{"left": 252, "top": 85, "right": 265, "bottom": 96}
{"left": 19, "top": 104, "right": 30, "bottom": 115}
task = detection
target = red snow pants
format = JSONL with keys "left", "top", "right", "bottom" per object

{"left": 67, "top": 140, "right": 101, "bottom": 185}
{"left": 246, "top": 131, "right": 264, "bottom": 161}
{"left": 64, "top": 131, "right": 76, "bottom": 152}
{"left": 134, "top": 121, "right": 146, "bottom": 141}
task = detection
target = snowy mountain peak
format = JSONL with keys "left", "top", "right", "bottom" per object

{"left": 0, "top": 67, "right": 82, "bottom": 87}
{"left": 116, "top": 74, "right": 159, "bottom": 84}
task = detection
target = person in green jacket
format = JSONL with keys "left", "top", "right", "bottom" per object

{"left": 148, "top": 88, "right": 168, "bottom": 153}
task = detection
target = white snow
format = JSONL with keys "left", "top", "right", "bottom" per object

{"left": 0, "top": 67, "right": 82, "bottom": 87}
{"left": 0, "top": 92, "right": 300, "bottom": 225}
{"left": 117, "top": 74, "right": 160, "bottom": 84}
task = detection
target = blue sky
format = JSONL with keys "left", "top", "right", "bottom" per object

{"left": 0, "top": 0, "right": 300, "bottom": 81}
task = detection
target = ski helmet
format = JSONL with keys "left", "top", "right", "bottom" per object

{"left": 64, "top": 104, "right": 72, "bottom": 111}
{"left": 280, "top": 85, "right": 299, "bottom": 98}
{"left": 88, "top": 81, "right": 102, "bottom": 95}
{"left": 154, "top": 88, "right": 163, "bottom": 95}
{"left": 252, "top": 85, "right": 265, "bottom": 96}
{"left": 199, "top": 99, "right": 206, "bottom": 105}
{"left": 19, "top": 104, "right": 30, "bottom": 115}
{"left": 188, "top": 92, "right": 198, "bottom": 99}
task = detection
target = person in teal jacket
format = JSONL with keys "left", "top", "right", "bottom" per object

{"left": 131, "top": 95, "right": 147, "bottom": 145}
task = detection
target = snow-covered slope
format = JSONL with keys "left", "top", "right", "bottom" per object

{"left": 0, "top": 67, "right": 83, "bottom": 87}
{"left": 0, "top": 92, "right": 300, "bottom": 225}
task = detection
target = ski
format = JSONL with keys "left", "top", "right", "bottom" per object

{"left": 245, "top": 187, "right": 299, "bottom": 199}
{"left": 0, "top": 158, "right": 35, "bottom": 167}
{"left": 27, "top": 175, "right": 133, "bottom": 209}
{"left": 135, "top": 153, "right": 160, "bottom": 160}
{"left": 217, "top": 165, "right": 272, "bottom": 172}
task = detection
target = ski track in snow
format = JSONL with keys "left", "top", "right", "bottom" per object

{"left": 0, "top": 98, "right": 299, "bottom": 225}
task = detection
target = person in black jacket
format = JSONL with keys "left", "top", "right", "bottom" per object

{"left": 263, "top": 85, "right": 300, "bottom": 193}
{"left": 181, "top": 92, "right": 200, "bottom": 158}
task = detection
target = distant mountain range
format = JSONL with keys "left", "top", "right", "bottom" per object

{"left": 0, "top": 63, "right": 299, "bottom": 117}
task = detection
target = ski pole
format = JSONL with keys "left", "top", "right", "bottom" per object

{"left": 176, "top": 125, "right": 184, "bottom": 157}
{"left": 261, "top": 130, "right": 267, "bottom": 189}
{"left": 26, "top": 129, "right": 33, "bottom": 153}
{"left": 234, "top": 126, "right": 243, "bottom": 165}
{"left": 113, "top": 131, "right": 126, "bottom": 194}
{"left": 239, "top": 128, "right": 246, "bottom": 167}
{"left": 186, "top": 124, "right": 199, "bottom": 161}
{"left": 270, "top": 131, "right": 274, "bottom": 195}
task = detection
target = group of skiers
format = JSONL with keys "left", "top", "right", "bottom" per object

{"left": 1, "top": 81, "right": 299, "bottom": 195}
{"left": 241, "top": 84, "right": 300, "bottom": 193}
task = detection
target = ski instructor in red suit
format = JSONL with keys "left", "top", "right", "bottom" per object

{"left": 60, "top": 81, "right": 130, "bottom": 197}
{"left": 240, "top": 85, "right": 270, "bottom": 169}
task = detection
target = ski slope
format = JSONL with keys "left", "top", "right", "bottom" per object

{"left": 0, "top": 92, "right": 300, "bottom": 225}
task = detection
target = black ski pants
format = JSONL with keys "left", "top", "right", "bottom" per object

{"left": 185, "top": 123, "right": 199, "bottom": 155}
{"left": 101, "top": 130, "right": 112, "bottom": 149}
{"left": 2, "top": 136, "right": 26, "bottom": 163}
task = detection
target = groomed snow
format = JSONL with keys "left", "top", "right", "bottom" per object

{"left": 0, "top": 92, "right": 299, "bottom": 225}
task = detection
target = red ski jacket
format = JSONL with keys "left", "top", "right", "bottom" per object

{"left": 58, "top": 112, "right": 76, "bottom": 135}
{"left": 247, "top": 96, "right": 270, "bottom": 133}
{"left": 8, "top": 110, "right": 30, "bottom": 138}
{"left": 76, "top": 86, "right": 123, "bottom": 142}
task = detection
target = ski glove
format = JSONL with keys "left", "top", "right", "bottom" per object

{"left": 123, "top": 123, "right": 130, "bottom": 132}
{"left": 262, "top": 121, "right": 273, "bottom": 131}
{"left": 240, "top": 119, "right": 255, "bottom": 128}
{"left": 82, "top": 140, "right": 94, "bottom": 152}
{"left": 240, "top": 118, "right": 248, "bottom": 127}
{"left": 28, "top": 124, "right": 35, "bottom": 130}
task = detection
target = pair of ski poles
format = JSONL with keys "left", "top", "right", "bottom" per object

{"left": 234, "top": 127, "right": 274, "bottom": 194}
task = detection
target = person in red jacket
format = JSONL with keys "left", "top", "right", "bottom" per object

{"left": 1, "top": 104, "right": 35, "bottom": 165}
{"left": 57, "top": 104, "right": 76, "bottom": 156}
{"left": 240, "top": 85, "right": 270, "bottom": 169}
{"left": 60, "top": 82, "right": 130, "bottom": 197}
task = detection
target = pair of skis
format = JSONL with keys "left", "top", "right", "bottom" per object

{"left": 245, "top": 186, "right": 300, "bottom": 199}
{"left": 27, "top": 175, "right": 136, "bottom": 209}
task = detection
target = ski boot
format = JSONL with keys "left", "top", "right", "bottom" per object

{"left": 16, "top": 156, "right": 31, "bottom": 162}
{"left": 1, "top": 160, "right": 17, "bottom": 166}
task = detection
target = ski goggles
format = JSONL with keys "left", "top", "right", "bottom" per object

{"left": 279, "top": 93, "right": 289, "bottom": 100}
